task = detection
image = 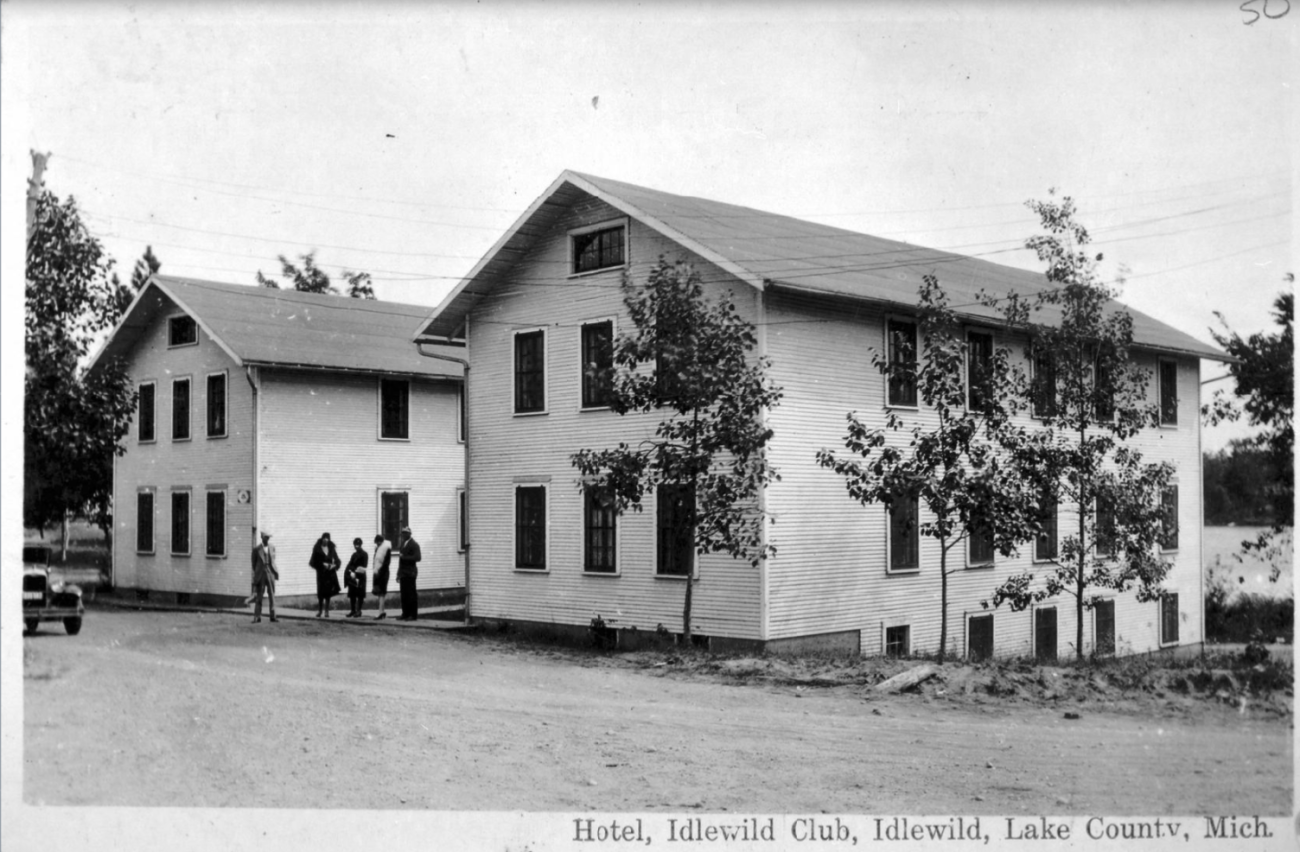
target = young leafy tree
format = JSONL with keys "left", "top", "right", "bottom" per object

{"left": 26, "top": 189, "right": 137, "bottom": 551}
{"left": 1204, "top": 276, "right": 1293, "bottom": 579}
{"left": 571, "top": 257, "right": 783, "bottom": 642}
{"left": 256, "top": 250, "right": 377, "bottom": 299}
{"left": 984, "top": 193, "right": 1176, "bottom": 661}
{"left": 816, "top": 275, "right": 1037, "bottom": 663}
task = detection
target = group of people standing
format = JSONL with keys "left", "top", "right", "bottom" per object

{"left": 247, "top": 527, "right": 423, "bottom": 623}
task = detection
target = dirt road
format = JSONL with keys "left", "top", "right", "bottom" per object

{"left": 22, "top": 607, "right": 1291, "bottom": 814}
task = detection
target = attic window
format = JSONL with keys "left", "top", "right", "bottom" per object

{"left": 571, "top": 223, "right": 626, "bottom": 275}
{"left": 169, "top": 315, "right": 198, "bottom": 347}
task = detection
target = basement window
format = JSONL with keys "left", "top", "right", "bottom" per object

{"left": 884, "top": 625, "right": 910, "bottom": 657}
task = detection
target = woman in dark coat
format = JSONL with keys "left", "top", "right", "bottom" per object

{"left": 309, "top": 532, "right": 342, "bottom": 617}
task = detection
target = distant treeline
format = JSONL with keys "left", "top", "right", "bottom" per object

{"left": 1204, "top": 444, "right": 1282, "bottom": 526}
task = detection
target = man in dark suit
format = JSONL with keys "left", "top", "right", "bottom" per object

{"left": 250, "top": 530, "right": 279, "bottom": 623}
{"left": 396, "top": 526, "right": 421, "bottom": 621}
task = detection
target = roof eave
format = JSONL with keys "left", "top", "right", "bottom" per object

{"left": 242, "top": 359, "right": 462, "bottom": 381}
{"left": 765, "top": 279, "right": 1230, "bottom": 363}
{"left": 86, "top": 275, "right": 246, "bottom": 376}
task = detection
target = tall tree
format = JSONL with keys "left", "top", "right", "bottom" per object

{"left": 256, "top": 250, "right": 376, "bottom": 299}
{"left": 257, "top": 250, "right": 336, "bottom": 294}
{"left": 111, "top": 245, "right": 162, "bottom": 316}
{"left": 984, "top": 192, "right": 1176, "bottom": 661}
{"left": 1204, "top": 275, "right": 1294, "bottom": 577}
{"left": 26, "top": 189, "right": 137, "bottom": 551}
{"left": 343, "top": 270, "right": 377, "bottom": 300}
{"left": 571, "top": 258, "right": 783, "bottom": 643}
{"left": 817, "top": 275, "right": 1037, "bottom": 662}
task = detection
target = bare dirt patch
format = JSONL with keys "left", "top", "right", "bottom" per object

{"left": 22, "top": 607, "right": 1292, "bottom": 814}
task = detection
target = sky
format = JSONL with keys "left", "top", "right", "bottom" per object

{"left": 2, "top": 2, "right": 1293, "bottom": 459}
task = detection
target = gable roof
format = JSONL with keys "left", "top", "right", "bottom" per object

{"left": 89, "top": 276, "right": 462, "bottom": 379}
{"left": 415, "top": 171, "right": 1225, "bottom": 362}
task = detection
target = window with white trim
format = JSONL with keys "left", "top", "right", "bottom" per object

{"left": 1034, "top": 485, "right": 1058, "bottom": 561}
{"left": 1093, "top": 357, "right": 1116, "bottom": 421}
{"left": 514, "top": 330, "right": 546, "bottom": 414}
{"left": 380, "top": 378, "right": 410, "bottom": 440}
{"left": 884, "top": 624, "right": 910, "bottom": 657}
{"left": 580, "top": 320, "right": 614, "bottom": 409}
{"left": 456, "top": 487, "right": 468, "bottom": 553}
{"left": 171, "top": 490, "right": 191, "bottom": 555}
{"left": 206, "top": 372, "right": 227, "bottom": 438}
{"left": 571, "top": 222, "right": 627, "bottom": 275}
{"left": 885, "top": 317, "right": 918, "bottom": 408}
{"left": 968, "top": 519, "right": 995, "bottom": 567}
{"left": 457, "top": 383, "right": 466, "bottom": 443}
{"left": 172, "top": 378, "right": 191, "bottom": 441}
{"left": 1032, "top": 348, "right": 1057, "bottom": 419}
{"left": 1160, "top": 593, "right": 1179, "bottom": 645}
{"left": 966, "top": 330, "right": 994, "bottom": 412}
{"left": 1159, "top": 485, "right": 1179, "bottom": 551}
{"left": 1095, "top": 493, "right": 1118, "bottom": 557}
{"left": 138, "top": 382, "right": 156, "bottom": 442}
{"left": 656, "top": 485, "right": 694, "bottom": 577}
{"left": 584, "top": 484, "right": 617, "bottom": 573}
{"left": 136, "top": 491, "right": 155, "bottom": 554}
{"left": 168, "top": 315, "right": 197, "bottom": 347}
{"left": 1158, "top": 359, "right": 1178, "bottom": 426}
{"left": 888, "top": 496, "right": 920, "bottom": 572}
{"left": 515, "top": 485, "right": 547, "bottom": 570}
{"left": 205, "top": 490, "right": 226, "bottom": 557}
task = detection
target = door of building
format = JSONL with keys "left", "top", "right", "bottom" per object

{"left": 968, "top": 614, "right": 994, "bottom": 662}
{"left": 1094, "top": 599, "right": 1115, "bottom": 657}
{"left": 1035, "top": 607, "right": 1058, "bottom": 663}
{"left": 380, "top": 491, "right": 409, "bottom": 550}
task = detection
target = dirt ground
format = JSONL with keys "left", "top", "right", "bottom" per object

{"left": 22, "top": 606, "right": 1292, "bottom": 814}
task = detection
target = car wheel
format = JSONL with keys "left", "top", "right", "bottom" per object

{"left": 25, "top": 618, "right": 39, "bottom": 635}
{"left": 63, "top": 617, "right": 82, "bottom": 636}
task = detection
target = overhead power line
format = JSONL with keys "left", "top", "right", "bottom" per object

{"left": 83, "top": 193, "right": 1289, "bottom": 282}
{"left": 60, "top": 150, "right": 1285, "bottom": 221}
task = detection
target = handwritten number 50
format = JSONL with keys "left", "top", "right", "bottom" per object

{"left": 1242, "top": 0, "right": 1290, "bottom": 24}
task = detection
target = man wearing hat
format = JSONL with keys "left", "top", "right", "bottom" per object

{"left": 250, "top": 530, "right": 279, "bottom": 623}
{"left": 396, "top": 526, "right": 422, "bottom": 621}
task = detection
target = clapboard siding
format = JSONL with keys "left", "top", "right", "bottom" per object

{"left": 258, "top": 368, "right": 465, "bottom": 597}
{"left": 466, "top": 194, "right": 765, "bottom": 638}
{"left": 112, "top": 308, "right": 255, "bottom": 595}
{"left": 110, "top": 299, "right": 465, "bottom": 600}
{"left": 762, "top": 288, "right": 1205, "bottom": 656}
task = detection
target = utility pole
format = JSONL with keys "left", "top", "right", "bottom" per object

{"left": 27, "top": 150, "right": 51, "bottom": 239}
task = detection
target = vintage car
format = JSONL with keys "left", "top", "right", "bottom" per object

{"left": 22, "top": 546, "right": 84, "bottom": 635}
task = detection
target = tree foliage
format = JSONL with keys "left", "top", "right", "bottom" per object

{"left": 984, "top": 193, "right": 1176, "bottom": 661}
{"left": 26, "top": 190, "right": 137, "bottom": 537}
{"left": 1203, "top": 441, "right": 1282, "bottom": 526}
{"left": 816, "top": 275, "right": 1037, "bottom": 662}
{"left": 256, "top": 250, "right": 376, "bottom": 299}
{"left": 571, "top": 258, "right": 783, "bottom": 641}
{"left": 111, "top": 244, "right": 162, "bottom": 316}
{"left": 1204, "top": 277, "right": 1293, "bottom": 577}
